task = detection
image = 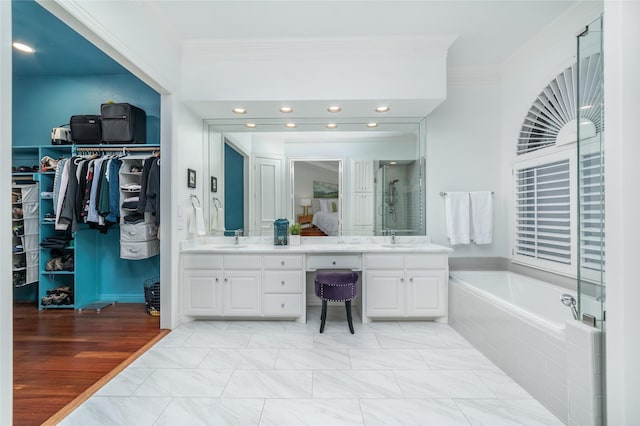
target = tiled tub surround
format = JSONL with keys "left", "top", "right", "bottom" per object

{"left": 449, "top": 270, "right": 602, "bottom": 425}
{"left": 59, "top": 306, "right": 563, "bottom": 425}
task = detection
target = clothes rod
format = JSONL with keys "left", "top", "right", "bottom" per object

{"left": 440, "top": 191, "right": 495, "bottom": 196}
{"left": 74, "top": 146, "right": 160, "bottom": 153}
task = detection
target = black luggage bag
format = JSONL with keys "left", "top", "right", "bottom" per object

{"left": 70, "top": 115, "right": 102, "bottom": 144}
{"left": 101, "top": 103, "right": 146, "bottom": 144}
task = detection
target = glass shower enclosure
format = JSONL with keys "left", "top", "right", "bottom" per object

{"left": 577, "top": 14, "right": 605, "bottom": 421}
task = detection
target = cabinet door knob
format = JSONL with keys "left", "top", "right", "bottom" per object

{"left": 281, "top": 303, "right": 285, "bottom": 308}
{"left": 410, "top": 278, "right": 414, "bottom": 283}
{"left": 400, "top": 278, "right": 404, "bottom": 283}
{"left": 332, "top": 261, "right": 336, "bottom": 265}
{"left": 224, "top": 278, "right": 228, "bottom": 283}
{"left": 281, "top": 281, "right": 285, "bottom": 286}
{"left": 215, "top": 277, "right": 219, "bottom": 282}
{"left": 281, "top": 261, "right": 285, "bottom": 266}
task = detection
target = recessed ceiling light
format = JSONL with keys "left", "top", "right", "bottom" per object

{"left": 285, "top": 123, "right": 297, "bottom": 128}
{"left": 232, "top": 107, "right": 246, "bottom": 114}
{"left": 367, "top": 122, "right": 379, "bottom": 128}
{"left": 245, "top": 123, "right": 256, "bottom": 128}
{"left": 375, "top": 106, "right": 390, "bottom": 113}
{"left": 326, "top": 123, "right": 338, "bottom": 129}
{"left": 327, "top": 106, "right": 341, "bottom": 113}
{"left": 12, "top": 42, "right": 35, "bottom": 53}
{"left": 280, "top": 106, "right": 293, "bottom": 113}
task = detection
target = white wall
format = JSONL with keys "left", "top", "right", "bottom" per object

{"left": 0, "top": 2, "right": 12, "bottom": 424}
{"left": 426, "top": 78, "right": 504, "bottom": 257}
{"left": 603, "top": 1, "right": 640, "bottom": 423}
{"left": 181, "top": 37, "right": 451, "bottom": 103}
{"left": 168, "top": 99, "right": 206, "bottom": 326}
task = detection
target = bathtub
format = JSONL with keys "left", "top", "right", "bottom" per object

{"left": 448, "top": 270, "right": 573, "bottom": 423}
{"left": 450, "top": 270, "right": 575, "bottom": 332}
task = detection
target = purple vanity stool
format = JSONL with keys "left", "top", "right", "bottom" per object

{"left": 314, "top": 271, "right": 359, "bottom": 334}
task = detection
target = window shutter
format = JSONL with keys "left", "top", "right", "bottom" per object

{"left": 515, "top": 159, "right": 572, "bottom": 266}
{"left": 579, "top": 150, "right": 605, "bottom": 275}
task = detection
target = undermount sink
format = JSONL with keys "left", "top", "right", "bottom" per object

{"left": 212, "top": 245, "right": 248, "bottom": 249}
{"left": 380, "top": 244, "right": 417, "bottom": 248}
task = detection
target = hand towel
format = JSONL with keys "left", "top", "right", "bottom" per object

{"left": 210, "top": 206, "right": 225, "bottom": 232}
{"left": 470, "top": 191, "right": 493, "bottom": 244}
{"left": 445, "top": 192, "right": 470, "bottom": 245}
{"left": 192, "top": 205, "right": 206, "bottom": 236}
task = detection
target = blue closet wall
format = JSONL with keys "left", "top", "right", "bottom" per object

{"left": 13, "top": 74, "right": 160, "bottom": 146}
{"left": 13, "top": 74, "right": 161, "bottom": 303}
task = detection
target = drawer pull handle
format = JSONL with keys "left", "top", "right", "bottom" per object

{"left": 281, "top": 261, "right": 285, "bottom": 266}
{"left": 281, "top": 281, "right": 285, "bottom": 285}
{"left": 410, "top": 278, "right": 414, "bottom": 283}
{"left": 332, "top": 261, "right": 336, "bottom": 265}
{"left": 400, "top": 278, "right": 404, "bottom": 283}
{"left": 281, "top": 303, "right": 285, "bottom": 308}
{"left": 224, "top": 278, "right": 228, "bottom": 283}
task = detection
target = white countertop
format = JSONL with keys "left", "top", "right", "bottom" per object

{"left": 181, "top": 236, "right": 452, "bottom": 254}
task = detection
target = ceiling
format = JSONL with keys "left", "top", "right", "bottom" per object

{"left": 12, "top": 0, "right": 579, "bottom": 127}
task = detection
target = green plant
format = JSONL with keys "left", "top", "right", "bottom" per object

{"left": 289, "top": 223, "right": 301, "bottom": 235}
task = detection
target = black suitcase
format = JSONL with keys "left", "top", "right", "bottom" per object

{"left": 70, "top": 115, "right": 102, "bottom": 144}
{"left": 101, "top": 103, "right": 146, "bottom": 144}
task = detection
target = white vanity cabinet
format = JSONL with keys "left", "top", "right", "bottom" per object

{"left": 183, "top": 254, "right": 223, "bottom": 316}
{"left": 364, "top": 253, "right": 448, "bottom": 320}
{"left": 183, "top": 252, "right": 305, "bottom": 320}
{"left": 183, "top": 254, "right": 262, "bottom": 316}
{"left": 262, "top": 254, "right": 304, "bottom": 318}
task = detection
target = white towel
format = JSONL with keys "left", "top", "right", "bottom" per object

{"left": 193, "top": 205, "right": 206, "bottom": 236}
{"left": 470, "top": 191, "right": 493, "bottom": 245}
{"left": 210, "top": 206, "right": 224, "bottom": 232}
{"left": 445, "top": 192, "right": 470, "bottom": 245}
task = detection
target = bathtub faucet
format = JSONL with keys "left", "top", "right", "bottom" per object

{"left": 561, "top": 294, "right": 578, "bottom": 320}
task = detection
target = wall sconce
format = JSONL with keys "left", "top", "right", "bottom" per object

{"left": 300, "top": 198, "right": 312, "bottom": 216}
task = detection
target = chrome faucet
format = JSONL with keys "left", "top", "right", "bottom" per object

{"left": 390, "top": 229, "right": 396, "bottom": 244}
{"left": 234, "top": 229, "right": 243, "bottom": 245}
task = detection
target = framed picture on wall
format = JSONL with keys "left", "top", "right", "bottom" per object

{"left": 187, "top": 168, "right": 196, "bottom": 188}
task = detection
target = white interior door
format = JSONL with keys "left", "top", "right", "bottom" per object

{"left": 254, "top": 157, "right": 282, "bottom": 234}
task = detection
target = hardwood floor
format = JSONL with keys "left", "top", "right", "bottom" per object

{"left": 13, "top": 302, "right": 165, "bottom": 426}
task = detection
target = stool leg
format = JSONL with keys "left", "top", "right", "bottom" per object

{"left": 345, "top": 300, "right": 354, "bottom": 334}
{"left": 320, "top": 300, "right": 327, "bottom": 333}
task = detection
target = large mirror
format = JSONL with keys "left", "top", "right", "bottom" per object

{"left": 205, "top": 118, "right": 426, "bottom": 237}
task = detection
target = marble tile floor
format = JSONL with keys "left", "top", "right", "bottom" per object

{"left": 59, "top": 307, "right": 563, "bottom": 426}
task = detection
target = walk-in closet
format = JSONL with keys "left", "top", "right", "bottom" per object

{"left": 10, "top": 1, "right": 164, "bottom": 423}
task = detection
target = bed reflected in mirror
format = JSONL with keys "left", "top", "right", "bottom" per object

{"left": 291, "top": 159, "right": 342, "bottom": 236}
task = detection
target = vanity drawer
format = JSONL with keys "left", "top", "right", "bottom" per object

{"left": 263, "top": 270, "right": 303, "bottom": 293}
{"left": 263, "top": 294, "right": 303, "bottom": 316}
{"left": 307, "top": 254, "right": 362, "bottom": 270}
{"left": 183, "top": 254, "right": 223, "bottom": 270}
{"left": 405, "top": 254, "right": 447, "bottom": 270}
{"left": 364, "top": 254, "right": 404, "bottom": 270}
{"left": 224, "top": 255, "right": 262, "bottom": 269}
{"left": 263, "top": 255, "right": 304, "bottom": 270}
